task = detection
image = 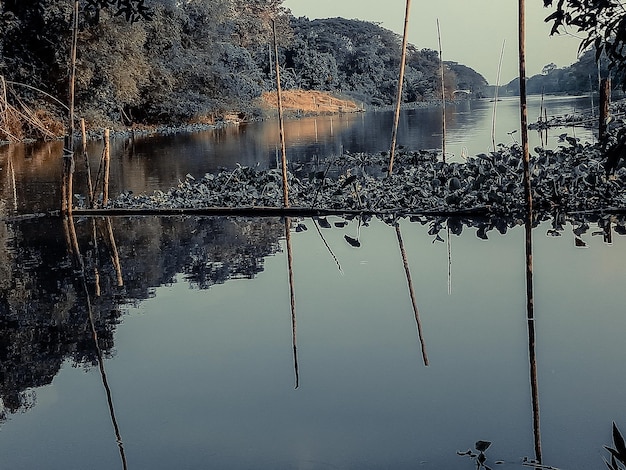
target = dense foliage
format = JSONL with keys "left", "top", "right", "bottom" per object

{"left": 283, "top": 17, "right": 487, "bottom": 105}
{"left": 543, "top": 0, "right": 626, "bottom": 87}
{"left": 0, "top": 1, "right": 487, "bottom": 129}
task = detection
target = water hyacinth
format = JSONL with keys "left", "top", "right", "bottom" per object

{"left": 107, "top": 139, "right": 626, "bottom": 216}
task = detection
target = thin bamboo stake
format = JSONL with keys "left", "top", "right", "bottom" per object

{"left": 7, "top": 149, "right": 17, "bottom": 211}
{"left": 395, "top": 223, "right": 429, "bottom": 366}
{"left": 103, "top": 129, "right": 110, "bottom": 206}
{"left": 69, "top": 0, "right": 78, "bottom": 149}
{"left": 81, "top": 118, "right": 94, "bottom": 207}
{"left": 519, "top": 0, "right": 541, "bottom": 463}
{"left": 62, "top": 0, "right": 79, "bottom": 214}
{"left": 388, "top": 0, "right": 412, "bottom": 175}
{"left": 492, "top": 40, "right": 506, "bottom": 151}
{"left": 272, "top": 20, "right": 289, "bottom": 208}
{"left": 284, "top": 217, "right": 299, "bottom": 389}
{"left": 437, "top": 18, "right": 446, "bottom": 163}
{"left": 600, "top": 78, "right": 611, "bottom": 141}
{"left": 0, "top": 75, "right": 8, "bottom": 128}
{"left": 518, "top": 0, "right": 532, "bottom": 216}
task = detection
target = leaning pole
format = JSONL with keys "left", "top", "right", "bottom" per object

{"left": 388, "top": 0, "right": 411, "bottom": 176}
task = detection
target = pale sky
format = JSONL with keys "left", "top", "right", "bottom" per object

{"left": 283, "top": 0, "right": 584, "bottom": 85}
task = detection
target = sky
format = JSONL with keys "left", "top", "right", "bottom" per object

{"left": 283, "top": 0, "right": 584, "bottom": 85}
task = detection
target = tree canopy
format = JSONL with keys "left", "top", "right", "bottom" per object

{"left": 544, "top": 0, "right": 626, "bottom": 83}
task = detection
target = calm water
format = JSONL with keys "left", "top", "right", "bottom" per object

{"left": 0, "top": 95, "right": 595, "bottom": 213}
{"left": 0, "top": 96, "right": 623, "bottom": 470}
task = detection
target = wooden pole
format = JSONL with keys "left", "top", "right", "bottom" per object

{"left": 272, "top": 19, "right": 289, "bottom": 208}
{"left": 518, "top": 0, "right": 532, "bottom": 216}
{"left": 388, "top": 0, "right": 412, "bottom": 175}
{"left": 519, "top": 0, "right": 541, "bottom": 463}
{"left": 62, "top": 0, "right": 79, "bottom": 214}
{"left": 103, "top": 129, "right": 110, "bottom": 206}
{"left": 600, "top": 77, "right": 611, "bottom": 141}
{"left": 437, "top": 18, "right": 446, "bottom": 163}
{"left": 492, "top": 40, "right": 506, "bottom": 151}
{"left": 81, "top": 118, "right": 94, "bottom": 207}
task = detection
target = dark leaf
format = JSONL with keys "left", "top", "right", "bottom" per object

{"left": 612, "top": 423, "right": 626, "bottom": 463}
{"left": 344, "top": 235, "right": 361, "bottom": 247}
{"left": 476, "top": 440, "right": 492, "bottom": 452}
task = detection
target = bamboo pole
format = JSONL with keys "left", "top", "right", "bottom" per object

{"left": 437, "top": 18, "right": 446, "bottom": 163}
{"left": 518, "top": 0, "right": 532, "bottom": 216}
{"left": 388, "top": 0, "right": 412, "bottom": 175}
{"left": 519, "top": 0, "right": 541, "bottom": 463}
{"left": 272, "top": 19, "right": 290, "bottom": 208}
{"left": 284, "top": 217, "right": 299, "bottom": 389}
{"left": 395, "top": 223, "right": 429, "bottom": 366}
{"left": 62, "top": 1, "right": 79, "bottom": 214}
{"left": 81, "top": 118, "right": 94, "bottom": 207}
{"left": 103, "top": 129, "right": 110, "bottom": 206}
{"left": 0, "top": 75, "right": 7, "bottom": 129}
{"left": 492, "top": 41, "right": 506, "bottom": 151}
{"left": 600, "top": 78, "right": 611, "bottom": 141}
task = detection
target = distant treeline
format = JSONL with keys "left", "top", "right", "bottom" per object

{"left": 0, "top": 1, "right": 488, "bottom": 129}
{"left": 502, "top": 48, "right": 626, "bottom": 96}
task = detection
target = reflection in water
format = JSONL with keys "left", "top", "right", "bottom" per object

{"left": 394, "top": 223, "right": 429, "bottom": 366}
{"left": 64, "top": 214, "right": 128, "bottom": 469}
{"left": 1, "top": 213, "right": 626, "bottom": 468}
{"left": 524, "top": 208, "right": 542, "bottom": 465}
{"left": 284, "top": 217, "right": 299, "bottom": 389}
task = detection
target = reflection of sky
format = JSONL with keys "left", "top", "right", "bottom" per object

{"left": 3, "top": 217, "right": 625, "bottom": 469}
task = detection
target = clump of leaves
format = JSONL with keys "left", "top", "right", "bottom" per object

{"left": 605, "top": 422, "right": 626, "bottom": 470}
{"left": 457, "top": 440, "right": 493, "bottom": 469}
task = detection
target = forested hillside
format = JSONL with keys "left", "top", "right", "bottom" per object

{"left": 0, "top": 0, "right": 487, "bottom": 134}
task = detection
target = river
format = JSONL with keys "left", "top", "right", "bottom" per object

{"left": 0, "top": 96, "right": 624, "bottom": 470}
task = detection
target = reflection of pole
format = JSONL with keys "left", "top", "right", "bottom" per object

{"left": 284, "top": 218, "right": 299, "bottom": 388}
{"left": 272, "top": 20, "right": 289, "bottom": 208}
{"left": 446, "top": 226, "right": 452, "bottom": 295}
{"left": 64, "top": 214, "right": 128, "bottom": 470}
{"left": 525, "top": 210, "right": 542, "bottom": 464}
{"left": 388, "top": 0, "right": 412, "bottom": 175}
{"left": 105, "top": 217, "right": 123, "bottom": 287}
{"left": 395, "top": 224, "right": 429, "bottom": 366}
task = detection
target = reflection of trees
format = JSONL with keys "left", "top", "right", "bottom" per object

{"left": 0, "top": 216, "right": 284, "bottom": 422}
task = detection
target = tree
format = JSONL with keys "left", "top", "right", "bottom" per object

{"left": 542, "top": 62, "right": 557, "bottom": 75}
{"left": 543, "top": 0, "right": 626, "bottom": 83}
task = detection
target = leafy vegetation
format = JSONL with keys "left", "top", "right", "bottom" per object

{"left": 0, "top": 1, "right": 487, "bottom": 136}
{"left": 544, "top": 0, "right": 626, "bottom": 84}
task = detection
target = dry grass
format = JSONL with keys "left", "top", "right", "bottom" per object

{"left": 260, "top": 89, "right": 362, "bottom": 115}
{"left": 0, "top": 80, "right": 66, "bottom": 143}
